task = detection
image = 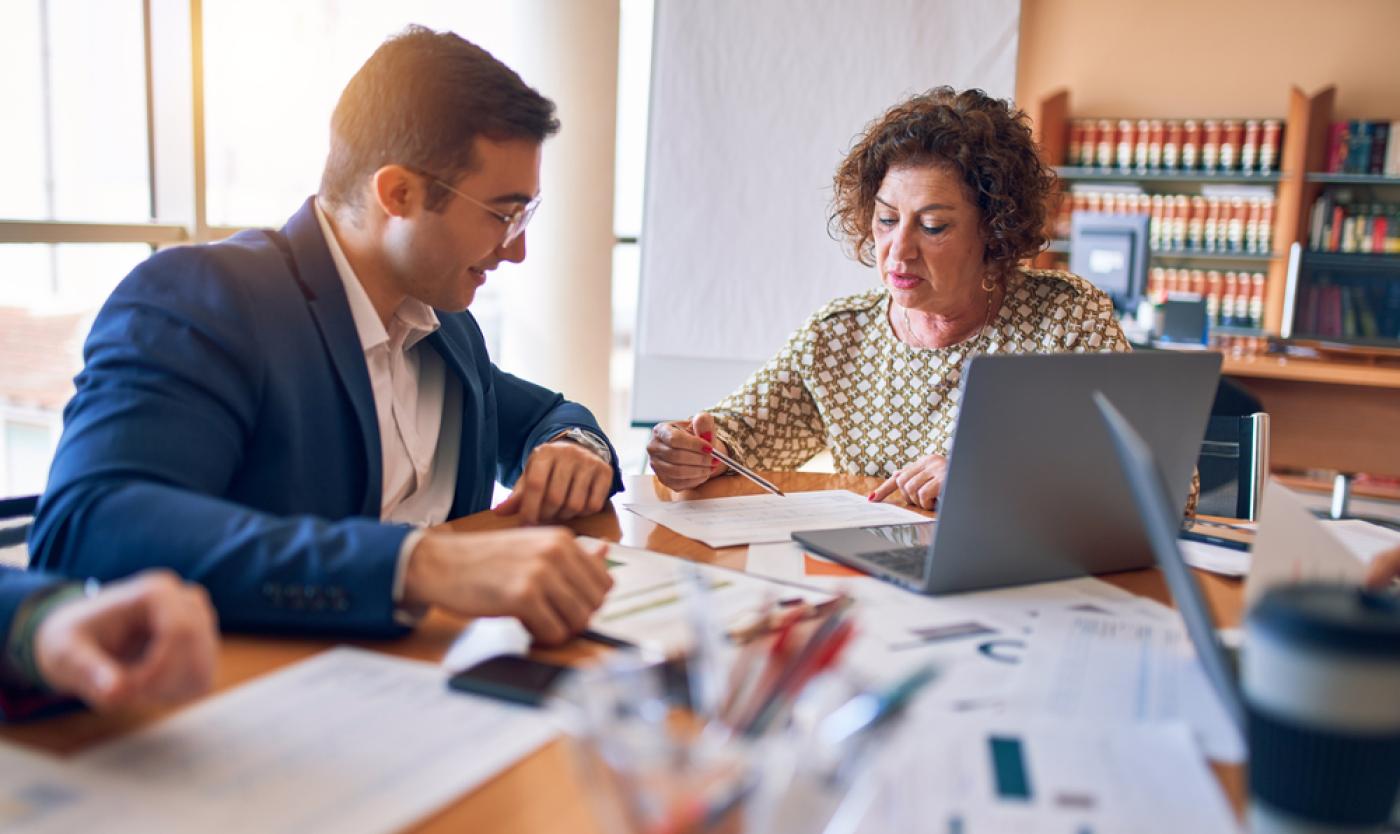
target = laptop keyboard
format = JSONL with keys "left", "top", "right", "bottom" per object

{"left": 861, "top": 546, "right": 929, "bottom": 579}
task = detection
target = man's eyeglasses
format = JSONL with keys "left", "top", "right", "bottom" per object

{"left": 420, "top": 172, "right": 540, "bottom": 246}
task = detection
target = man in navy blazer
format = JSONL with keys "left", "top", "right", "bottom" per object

{"left": 30, "top": 27, "right": 620, "bottom": 643}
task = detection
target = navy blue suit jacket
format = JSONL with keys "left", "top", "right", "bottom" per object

{"left": 29, "top": 198, "right": 622, "bottom": 636}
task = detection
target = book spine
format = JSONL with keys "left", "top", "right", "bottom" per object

{"left": 1302, "top": 283, "right": 1319, "bottom": 335}
{"left": 1326, "top": 122, "right": 1350, "bottom": 173}
{"left": 1241, "top": 120, "right": 1260, "bottom": 173}
{"left": 1340, "top": 283, "right": 1357, "bottom": 337}
{"left": 1348, "top": 121, "right": 1372, "bottom": 175}
{"left": 1370, "top": 122, "right": 1390, "bottom": 175}
{"left": 1325, "top": 285, "right": 1343, "bottom": 338}
{"left": 1260, "top": 271, "right": 1271, "bottom": 327}
{"left": 1357, "top": 287, "right": 1380, "bottom": 339}
{"left": 1387, "top": 121, "right": 1400, "bottom": 176}
{"left": 1309, "top": 194, "right": 1328, "bottom": 251}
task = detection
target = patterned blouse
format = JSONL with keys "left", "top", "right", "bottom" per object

{"left": 709, "top": 267, "right": 1130, "bottom": 478}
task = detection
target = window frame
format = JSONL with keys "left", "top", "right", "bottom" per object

{"left": 0, "top": 0, "right": 246, "bottom": 249}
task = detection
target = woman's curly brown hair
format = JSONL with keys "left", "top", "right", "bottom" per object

{"left": 830, "top": 87, "right": 1056, "bottom": 274}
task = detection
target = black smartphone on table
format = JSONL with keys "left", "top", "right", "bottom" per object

{"left": 447, "top": 655, "right": 572, "bottom": 707}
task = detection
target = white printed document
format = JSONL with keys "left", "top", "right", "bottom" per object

{"left": 588, "top": 540, "right": 835, "bottom": 652}
{"left": 1246, "top": 481, "right": 1371, "bottom": 605}
{"left": 1011, "top": 611, "right": 1244, "bottom": 762}
{"left": 744, "top": 541, "right": 1167, "bottom": 708}
{"left": 0, "top": 647, "right": 558, "bottom": 834}
{"left": 1181, "top": 539, "right": 1251, "bottom": 577}
{"left": 624, "top": 490, "right": 927, "bottom": 547}
{"left": 859, "top": 717, "right": 1239, "bottom": 834}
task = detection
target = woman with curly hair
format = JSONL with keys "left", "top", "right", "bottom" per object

{"left": 647, "top": 87, "right": 1129, "bottom": 509}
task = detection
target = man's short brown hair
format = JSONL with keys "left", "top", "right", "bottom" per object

{"left": 319, "top": 25, "right": 560, "bottom": 213}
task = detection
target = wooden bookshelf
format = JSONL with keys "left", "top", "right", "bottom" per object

{"left": 1033, "top": 86, "right": 1400, "bottom": 462}
{"left": 1033, "top": 86, "right": 1337, "bottom": 335}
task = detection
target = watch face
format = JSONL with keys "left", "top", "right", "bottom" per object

{"left": 562, "top": 429, "right": 610, "bottom": 463}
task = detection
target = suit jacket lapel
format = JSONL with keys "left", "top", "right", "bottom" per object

{"left": 280, "top": 197, "right": 382, "bottom": 517}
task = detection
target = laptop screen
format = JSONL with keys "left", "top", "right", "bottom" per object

{"left": 1094, "top": 391, "right": 1246, "bottom": 732}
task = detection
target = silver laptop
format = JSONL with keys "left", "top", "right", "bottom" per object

{"left": 1094, "top": 391, "right": 1245, "bottom": 731}
{"left": 791, "top": 351, "right": 1221, "bottom": 594}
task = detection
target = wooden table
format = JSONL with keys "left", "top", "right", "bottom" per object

{"left": 1222, "top": 353, "right": 1400, "bottom": 478}
{"left": 0, "top": 472, "right": 1247, "bottom": 831}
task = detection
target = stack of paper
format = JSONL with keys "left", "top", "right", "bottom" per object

{"left": 743, "top": 541, "right": 1174, "bottom": 710}
{"left": 586, "top": 540, "right": 835, "bottom": 653}
{"left": 857, "top": 717, "right": 1240, "bottom": 834}
{"left": 1009, "top": 610, "right": 1245, "bottom": 763}
{"left": 0, "top": 648, "right": 558, "bottom": 834}
{"left": 623, "top": 490, "right": 927, "bottom": 547}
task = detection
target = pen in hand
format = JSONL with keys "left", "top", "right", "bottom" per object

{"left": 649, "top": 413, "right": 785, "bottom": 496}
{"left": 707, "top": 446, "right": 786, "bottom": 497}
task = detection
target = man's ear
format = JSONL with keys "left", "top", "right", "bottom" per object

{"left": 369, "top": 165, "right": 421, "bottom": 219}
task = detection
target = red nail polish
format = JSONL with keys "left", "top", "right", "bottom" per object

{"left": 867, "top": 492, "right": 876, "bottom": 501}
{"left": 701, "top": 431, "right": 714, "bottom": 443}
{"left": 702, "top": 445, "right": 713, "bottom": 455}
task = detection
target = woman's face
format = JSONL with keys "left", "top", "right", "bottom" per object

{"left": 872, "top": 163, "right": 988, "bottom": 314}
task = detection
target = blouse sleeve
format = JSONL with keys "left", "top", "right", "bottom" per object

{"left": 1065, "top": 281, "right": 1132, "bottom": 354}
{"left": 705, "top": 316, "right": 830, "bottom": 471}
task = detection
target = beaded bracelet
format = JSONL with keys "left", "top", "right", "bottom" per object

{"left": 5, "top": 582, "right": 95, "bottom": 692}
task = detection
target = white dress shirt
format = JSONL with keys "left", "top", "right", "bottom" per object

{"left": 314, "top": 200, "right": 462, "bottom": 611}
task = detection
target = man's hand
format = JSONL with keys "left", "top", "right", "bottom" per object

{"left": 870, "top": 453, "right": 949, "bottom": 510}
{"left": 33, "top": 571, "right": 219, "bottom": 711}
{"left": 494, "top": 441, "right": 613, "bottom": 525}
{"left": 402, "top": 528, "right": 613, "bottom": 645}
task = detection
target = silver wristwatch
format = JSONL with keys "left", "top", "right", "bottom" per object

{"left": 550, "top": 427, "right": 613, "bottom": 465}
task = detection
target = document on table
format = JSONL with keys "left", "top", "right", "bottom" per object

{"left": 1320, "top": 517, "right": 1400, "bottom": 561}
{"left": 1246, "top": 480, "right": 1370, "bottom": 605}
{"left": 858, "top": 717, "right": 1239, "bottom": 834}
{"left": 0, "top": 741, "right": 160, "bottom": 832}
{"left": 744, "top": 541, "right": 1166, "bottom": 708}
{"left": 623, "top": 490, "right": 927, "bottom": 547}
{"left": 1011, "top": 610, "right": 1245, "bottom": 762}
{"left": 1181, "top": 539, "right": 1251, "bottom": 577}
{"left": 0, "top": 647, "right": 559, "bottom": 834}
{"left": 587, "top": 540, "right": 835, "bottom": 653}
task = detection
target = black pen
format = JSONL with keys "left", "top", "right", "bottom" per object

{"left": 1179, "top": 529, "right": 1251, "bottom": 552}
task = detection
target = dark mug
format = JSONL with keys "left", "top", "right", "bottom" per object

{"left": 1243, "top": 584, "right": 1400, "bottom": 833}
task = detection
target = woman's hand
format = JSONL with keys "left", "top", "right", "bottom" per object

{"left": 647, "top": 413, "right": 725, "bottom": 491}
{"left": 1365, "top": 545, "right": 1400, "bottom": 590}
{"left": 870, "top": 453, "right": 948, "bottom": 510}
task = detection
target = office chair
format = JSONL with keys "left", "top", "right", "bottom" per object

{"left": 0, "top": 494, "right": 38, "bottom": 568}
{"left": 1195, "top": 413, "right": 1270, "bottom": 521}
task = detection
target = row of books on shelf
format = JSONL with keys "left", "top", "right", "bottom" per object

{"left": 1307, "top": 194, "right": 1400, "bottom": 254}
{"left": 1147, "top": 267, "right": 1266, "bottom": 329}
{"left": 1323, "top": 120, "right": 1400, "bottom": 176}
{"left": 1294, "top": 279, "right": 1400, "bottom": 340}
{"left": 1066, "top": 117, "right": 1282, "bottom": 175}
{"left": 1057, "top": 190, "right": 1275, "bottom": 255}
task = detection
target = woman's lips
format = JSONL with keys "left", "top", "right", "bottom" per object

{"left": 887, "top": 272, "right": 922, "bottom": 290}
